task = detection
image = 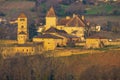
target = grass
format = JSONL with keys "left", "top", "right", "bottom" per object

{"left": 85, "top": 3, "right": 114, "bottom": 15}
{"left": 61, "top": 4, "right": 69, "bottom": 9}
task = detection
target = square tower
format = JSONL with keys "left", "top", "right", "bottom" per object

{"left": 17, "top": 13, "right": 28, "bottom": 44}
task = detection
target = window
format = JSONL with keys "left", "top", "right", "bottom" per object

{"left": 32, "top": 48, "right": 34, "bottom": 51}
{"left": 20, "top": 19, "right": 25, "bottom": 21}
{"left": 21, "top": 26, "right": 24, "bottom": 28}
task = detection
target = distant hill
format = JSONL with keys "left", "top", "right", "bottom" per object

{"left": 35, "top": 0, "right": 120, "bottom": 17}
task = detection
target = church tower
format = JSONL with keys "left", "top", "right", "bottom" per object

{"left": 17, "top": 13, "right": 28, "bottom": 44}
{"left": 45, "top": 7, "right": 57, "bottom": 30}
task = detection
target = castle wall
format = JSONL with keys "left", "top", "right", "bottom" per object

{"left": 85, "top": 38, "right": 102, "bottom": 48}
{"left": 0, "top": 40, "right": 17, "bottom": 44}
{"left": 107, "top": 41, "right": 120, "bottom": 45}
{"left": 63, "top": 27, "right": 84, "bottom": 36}
{"left": 33, "top": 38, "right": 57, "bottom": 50}
{"left": 0, "top": 43, "right": 43, "bottom": 58}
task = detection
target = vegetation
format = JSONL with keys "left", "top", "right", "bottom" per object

{"left": 0, "top": 51, "right": 119, "bottom": 80}
{"left": 85, "top": 3, "right": 114, "bottom": 15}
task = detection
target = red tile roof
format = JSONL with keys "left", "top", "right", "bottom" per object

{"left": 66, "top": 15, "right": 85, "bottom": 27}
{"left": 18, "top": 13, "right": 27, "bottom": 18}
{"left": 58, "top": 18, "right": 71, "bottom": 25}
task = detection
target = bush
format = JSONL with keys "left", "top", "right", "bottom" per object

{"left": 0, "top": 12, "right": 6, "bottom": 16}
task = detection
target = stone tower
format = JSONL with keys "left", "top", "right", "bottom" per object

{"left": 17, "top": 13, "right": 28, "bottom": 44}
{"left": 45, "top": 7, "right": 57, "bottom": 30}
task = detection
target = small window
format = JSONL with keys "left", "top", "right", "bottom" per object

{"left": 21, "top": 26, "right": 24, "bottom": 28}
{"left": 20, "top": 19, "right": 25, "bottom": 21}
{"left": 26, "top": 49, "right": 28, "bottom": 52}
{"left": 32, "top": 48, "right": 34, "bottom": 51}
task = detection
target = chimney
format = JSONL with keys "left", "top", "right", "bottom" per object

{"left": 87, "top": 21, "right": 90, "bottom": 25}
{"left": 73, "top": 14, "right": 76, "bottom": 18}
{"left": 82, "top": 15, "right": 85, "bottom": 20}
{"left": 66, "top": 16, "right": 70, "bottom": 19}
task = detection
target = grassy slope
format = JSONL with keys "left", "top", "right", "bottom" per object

{"left": 0, "top": 50, "right": 119, "bottom": 79}
{"left": 86, "top": 16, "right": 120, "bottom": 25}
{"left": 85, "top": 4, "right": 114, "bottom": 15}
{"left": 0, "top": 1, "right": 36, "bottom": 19}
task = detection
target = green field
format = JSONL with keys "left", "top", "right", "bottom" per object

{"left": 85, "top": 4, "right": 116, "bottom": 15}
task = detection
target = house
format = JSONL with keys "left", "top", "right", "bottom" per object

{"left": 33, "top": 34, "right": 63, "bottom": 50}
{"left": 44, "top": 27, "right": 80, "bottom": 46}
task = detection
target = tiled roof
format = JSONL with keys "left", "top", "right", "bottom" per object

{"left": 57, "top": 33, "right": 79, "bottom": 38}
{"left": 71, "top": 30, "right": 78, "bottom": 34}
{"left": 58, "top": 18, "right": 71, "bottom": 25}
{"left": 66, "top": 15, "right": 85, "bottom": 27}
{"left": 35, "top": 34, "right": 63, "bottom": 39}
{"left": 18, "top": 13, "right": 27, "bottom": 18}
{"left": 46, "top": 7, "right": 56, "bottom": 17}
{"left": 45, "top": 27, "right": 67, "bottom": 34}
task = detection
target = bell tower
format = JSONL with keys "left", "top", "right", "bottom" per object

{"left": 45, "top": 7, "right": 57, "bottom": 30}
{"left": 17, "top": 13, "right": 28, "bottom": 44}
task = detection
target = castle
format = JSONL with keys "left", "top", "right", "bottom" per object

{"left": 33, "top": 7, "right": 92, "bottom": 50}
{"left": 0, "top": 7, "right": 105, "bottom": 58}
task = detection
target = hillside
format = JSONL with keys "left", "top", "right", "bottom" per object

{"left": 0, "top": 50, "right": 120, "bottom": 80}
{"left": 0, "top": 1, "right": 36, "bottom": 19}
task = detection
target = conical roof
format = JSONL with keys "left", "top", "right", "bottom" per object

{"left": 66, "top": 15, "right": 85, "bottom": 27}
{"left": 46, "top": 7, "right": 56, "bottom": 17}
{"left": 18, "top": 13, "right": 27, "bottom": 18}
